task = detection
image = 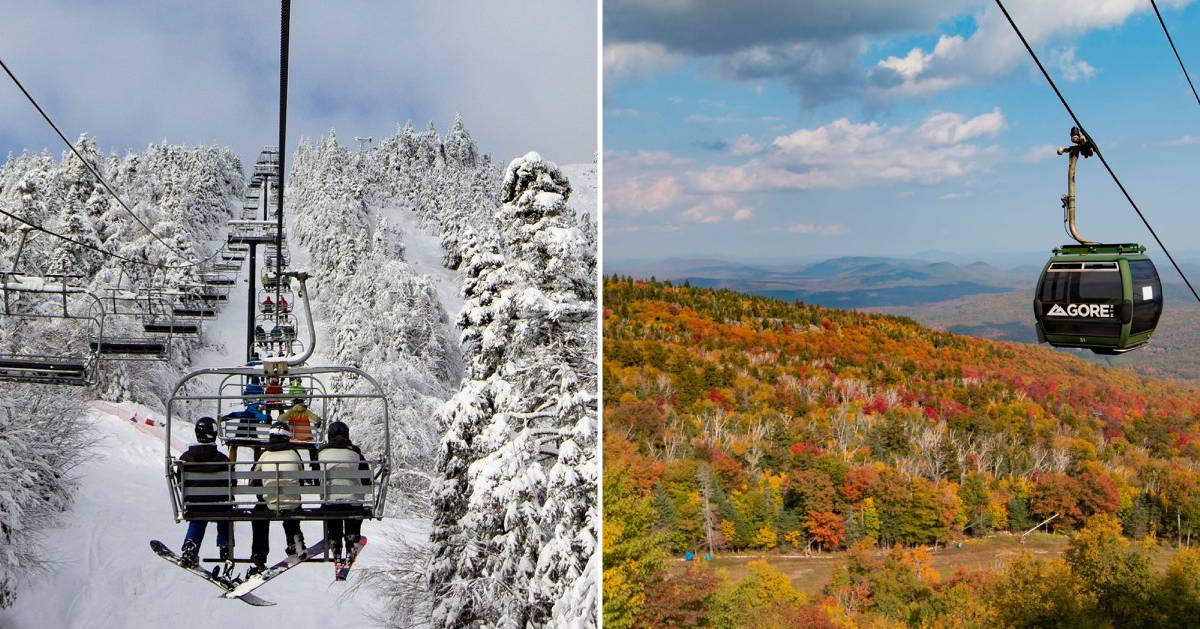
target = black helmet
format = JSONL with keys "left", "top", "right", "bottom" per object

{"left": 195, "top": 416, "right": 218, "bottom": 443}
{"left": 328, "top": 421, "right": 350, "bottom": 441}
{"left": 268, "top": 421, "right": 292, "bottom": 442}
{"left": 292, "top": 398, "right": 305, "bottom": 407}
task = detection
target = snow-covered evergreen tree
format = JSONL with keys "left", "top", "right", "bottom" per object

{"left": 427, "top": 152, "right": 597, "bottom": 628}
{"left": 0, "top": 386, "right": 89, "bottom": 609}
{"left": 443, "top": 114, "right": 479, "bottom": 168}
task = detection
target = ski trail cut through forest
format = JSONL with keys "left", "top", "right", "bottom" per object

{"left": 376, "top": 204, "right": 466, "bottom": 324}
{"left": 0, "top": 403, "right": 427, "bottom": 629}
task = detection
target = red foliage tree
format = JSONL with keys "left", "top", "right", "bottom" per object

{"left": 638, "top": 565, "right": 720, "bottom": 628}
{"left": 1030, "top": 473, "right": 1083, "bottom": 530}
{"left": 806, "top": 511, "right": 846, "bottom": 551}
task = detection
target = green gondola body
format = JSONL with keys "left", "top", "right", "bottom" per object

{"left": 1033, "top": 243, "right": 1162, "bottom": 355}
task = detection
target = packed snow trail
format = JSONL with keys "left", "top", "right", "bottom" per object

{"left": 376, "top": 204, "right": 466, "bottom": 321}
{"left": 0, "top": 402, "right": 427, "bottom": 629}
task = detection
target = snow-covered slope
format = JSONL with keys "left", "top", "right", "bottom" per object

{"left": 376, "top": 204, "right": 465, "bottom": 323}
{"left": 0, "top": 402, "right": 424, "bottom": 629}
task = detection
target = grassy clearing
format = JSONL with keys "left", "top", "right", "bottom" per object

{"left": 679, "top": 533, "right": 1185, "bottom": 595}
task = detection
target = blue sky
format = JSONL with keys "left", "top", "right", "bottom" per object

{"left": 0, "top": 1, "right": 596, "bottom": 173}
{"left": 604, "top": 0, "right": 1200, "bottom": 264}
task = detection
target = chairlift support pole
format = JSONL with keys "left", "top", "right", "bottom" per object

{"left": 276, "top": 0, "right": 290, "bottom": 315}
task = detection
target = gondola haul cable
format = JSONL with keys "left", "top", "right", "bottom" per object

{"left": 1150, "top": 0, "right": 1200, "bottom": 110}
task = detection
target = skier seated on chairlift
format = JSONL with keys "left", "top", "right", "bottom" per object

{"left": 317, "top": 421, "right": 369, "bottom": 560}
{"left": 261, "top": 295, "right": 274, "bottom": 313}
{"left": 248, "top": 422, "right": 306, "bottom": 577}
{"left": 277, "top": 296, "right": 289, "bottom": 313}
{"left": 286, "top": 377, "right": 306, "bottom": 399}
{"left": 243, "top": 375, "right": 264, "bottom": 401}
{"left": 225, "top": 402, "right": 271, "bottom": 441}
{"left": 281, "top": 398, "right": 319, "bottom": 443}
{"left": 178, "top": 417, "right": 233, "bottom": 569}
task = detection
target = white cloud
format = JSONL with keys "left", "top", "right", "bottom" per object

{"left": 680, "top": 194, "right": 752, "bottom": 224}
{"left": 730, "top": 134, "right": 765, "bottom": 156}
{"left": 606, "top": 175, "right": 684, "bottom": 214}
{"left": 692, "top": 109, "right": 1005, "bottom": 193}
{"left": 604, "top": 42, "right": 684, "bottom": 81}
{"left": 917, "top": 108, "right": 1005, "bottom": 145}
{"left": 1054, "top": 47, "right": 1096, "bottom": 81}
{"left": 867, "top": 0, "right": 1175, "bottom": 100}
{"left": 937, "top": 191, "right": 974, "bottom": 201}
{"left": 682, "top": 205, "right": 725, "bottom": 223}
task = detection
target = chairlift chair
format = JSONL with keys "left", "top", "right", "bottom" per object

{"left": 166, "top": 271, "right": 388, "bottom": 524}
{"left": 0, "top": 272, "right": 103, "bottom": 385}
{"left": 166, "top": 365, "right": 390, "bottom": 522}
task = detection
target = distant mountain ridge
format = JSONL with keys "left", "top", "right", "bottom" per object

{"left": 609, "top": 255, "right": 1027, "bottom": 308}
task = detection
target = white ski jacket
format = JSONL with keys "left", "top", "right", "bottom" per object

{"left": 254, "top": 447, "right": 304, "bottom": 510}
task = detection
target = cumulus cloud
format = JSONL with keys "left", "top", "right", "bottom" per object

{"left": 605, "top": 0, "right": 973, "bottom": 55}
{"left": 606, "top": 0, "right": 1195, "bottom": 108}
{"left": 679, "top": 194, "right": 754, "bottom": 224}
{"left": 716, "top": 39, "right": 865, "bottom": 105}
{"left": 730, "top": 134, "right": 765, "bottom": 156}
{"left": 692, "top": 109, "right": 1005, "bottom": 193}
{"left": 604, "top": 149, "right": 694, "bottom": 215}
{"left": 604, "top": 42, "right": 684, "bottom": 81}
{"left": 1055, "top": 47, "right": 1096, "bottom": 81}
{"left": 917, "top": 108, "right": 1006, "bottom": 145}
{"left": 604, "top": 0, "right": 973, "bottom": 104}
{"left": 606, "top": 175, "right": 684, "bottom": 214}
{"left": 866, "top": 0, "right": 1182, "bottom": 100}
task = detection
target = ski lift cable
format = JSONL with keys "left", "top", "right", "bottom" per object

{"left": 1150, "top": 0, "right": 1200, "bottom": 110}
{"left": 993, "top": 0, "right": 1200, "bottom": 305}
{"left": 0, "top": 56, "right": 197, "bottom": 267}
{"left": 0, "top": 207, "right": 198, "bottom": 271}
{"left": 0, "top": 207, "right": 229, "bottom": 275}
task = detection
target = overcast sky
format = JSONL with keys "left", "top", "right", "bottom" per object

{"left": 0, "top": 1, "right": 597, "bottom": 171}
{"left": 604, "top": 0, "right": 1200, "bottom": 263}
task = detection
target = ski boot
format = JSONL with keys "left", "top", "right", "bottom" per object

{"left": 180, "top": 540, "right": 199, "bottom": 569}
{"left": 285, "top": 534, "right": 307, "bottom": 560}
{"left": 218, "top": 545, "right": 237, "bottom": 583}
{"left": 344, "top": 534, "right": 362, "bottom": 560}
{"left": 245, "top": 553, "right": 268, "bottom": 579}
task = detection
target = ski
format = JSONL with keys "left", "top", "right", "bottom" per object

{"left": 149, "top": 540, "right": 275, "bottom": 607}
{"left": 222, "top": 538, "right": 326, "bottom": 600}
{"left": 334, "top": 537, "right": 368, "bottom": 581}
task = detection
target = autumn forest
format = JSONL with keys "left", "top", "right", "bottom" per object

{"left": 602, "top": 278, "right": 1200, "bottom": 627}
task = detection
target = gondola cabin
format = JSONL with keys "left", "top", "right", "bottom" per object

{"left": 1034, "top": 243, "right": 1162, "bottom": 354}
